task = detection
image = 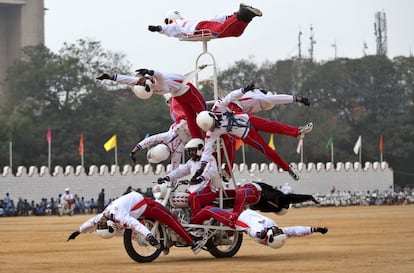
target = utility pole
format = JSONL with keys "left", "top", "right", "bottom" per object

{"left": 331, "top": 40, "right": 337, "bottom": 59}
{"left": 309, "top": 25, "right": 316, "bottom": 62}
{"left": 298, "top": 28, "right": 302, "bottom": 60}
{"left": 363, "top": 41, "right": 368, "bottom": 56}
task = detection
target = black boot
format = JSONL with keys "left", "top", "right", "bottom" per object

{"left": 237, "top": 3, "right": 262, "bottom": 23}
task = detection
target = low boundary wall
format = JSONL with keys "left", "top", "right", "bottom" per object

{"left": 0, "top": 161, "right": 393, "bottom": 202}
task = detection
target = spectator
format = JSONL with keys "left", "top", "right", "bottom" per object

{"left": 97, "top": 189, "right": 105, "bottom": 213}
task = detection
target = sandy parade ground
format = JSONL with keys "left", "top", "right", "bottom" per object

{"left": 0, "top": 205, "right": 413, "bottom": 273}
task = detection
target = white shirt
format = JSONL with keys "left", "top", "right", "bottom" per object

{"left": 236, "top": 89, "right": 295, "bottom": 113}
{"left": 235, "top": 209, "right": 313, "bottom": 244}
{"left": 78, "top": 192, "right": 151, "bottom": 237}
{"left": 166, "top": 156, "right": 218, "bottom": 194}
{"left": 159, "top": 16, "right": 228, "bottom": 38}
{"left": 200, "top": 88, "right": 250, "bottom": 164}
{"left": 137, "top": 120, "right": 191, "bottom": 170}
{"left": 114, "top": 71, "right": 189, "bottom": 97}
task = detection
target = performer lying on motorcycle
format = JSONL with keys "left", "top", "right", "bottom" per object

{"left": 66, "top": 191, "right": 202, "bottom": 254}
{"left": 191, "top": 207, "right": 328, "bottom": 249}
{"left": 228, "top": 181, "right": 320, "bottom": 216}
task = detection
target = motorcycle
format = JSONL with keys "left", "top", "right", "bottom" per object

{"left": 123, "top": 180, "right": 243, "bottom": 263}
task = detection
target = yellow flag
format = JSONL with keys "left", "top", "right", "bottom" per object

{"left": 104, "top": 134, "right": 117, "bottom": 152}
{"left": 268, "top": 134, "right": 276, "bottom": 150}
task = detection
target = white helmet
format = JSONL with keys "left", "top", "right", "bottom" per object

{"left": 196, "top": 111, "right": 216, "bottom": 131}
{"left": 131, "top": 79, "right": 153, "bottom": 100}
{"left": 65, "top": 188, "right": 70, "bottom": 192}
{"left": 266, "top": 229, "right": 287, "bottom": 249}
{"left": 147, "top": 144, "right": 170, "bottom": 163}
{"left": 96, "top": 220, "right": 116, "bottom": 239}
{"left": 164, "top": 10, "right": 183, "bottom": 24}
{"left": 184, "top": 138, "right": 204, "bottom": 156}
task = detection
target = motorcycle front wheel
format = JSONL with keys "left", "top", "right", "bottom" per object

{"left": 123, "top": 218, "right": 163, "bottom": 263}
{"left": 207, "top": 229, "right": 243, "bottom": 258}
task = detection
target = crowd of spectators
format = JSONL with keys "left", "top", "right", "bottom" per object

{"left": 0, "top": 186, "right": 154, "bottom": 217}
{"left": 1, "top": 185, "right": 413, "bottom": 217}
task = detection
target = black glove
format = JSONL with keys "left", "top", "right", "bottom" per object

{"left": 300, "top": 97, "right": 310, "bottom": 106}
{"left": 67, "top": 231, "right": 80, "bottom": 241}
{"left": 129, "top": 152, "right": 136, "bottom": 164}
{"left": 146, "top": 234, "right": 161, "bottom": 248}
{"left": 148, "top": 25, "right": 162, "bottom": 32}
{"left": 190, "top": 177, "right": 203, "bottom": 185}
{"left": 157, "top": 177, "right": 169, "bottom": 184}
{"left": 194, "top": 168, "right": 204, "bottom": 177}
{"left": 96, "top": 73, "right": 112, "bottom": 81}
{"left": 135, "top": 68, "right": 154, "bottom": 76}
{"left": 242, "top": 82, "right": 255, "bottom": 93}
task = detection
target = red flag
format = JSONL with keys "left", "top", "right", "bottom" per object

{"left": 46, "top": 128, "right": 52, "bottom": 143}
{"left": 78, "top": 133, "right": 84, "bottom": 156}
{"left": 379, "top": 135, "right": 383, "bottom": 153}
{"left": 235, "top": 138, "right": 243, "bottom": 151}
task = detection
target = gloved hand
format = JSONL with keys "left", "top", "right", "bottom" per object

{"left": 148, "top": 25, "right": 162, "bottom": 32}
{"left": 194, "top": 168, "right": 204, "bottom": 177}
{"left": 157, "top": 177, "right": 169, "bottom": 184}
{"left": 67, "top": 231, "right": 80, "bottom": 241}
{"left": 135, "top": 68, "right": 154, "bottom": 76}
{"left": 190, "top": 176, "right": 204, "bottom": 185}
{"left": 146, "top": 234, "right": 161, "bottom": 248}
{"left": 96, "top": 73, "right": 112, "bottom": 81}
{"left": 129, "top": 152, "right": 136, "bottom": 164}
{"left": 242, "top": 82, "right": 255, "bottom": 93}
{"left": 311, "top": 196, "right": 320, "bottom": 204}
{"left": 299, "top": 97, "right": 310, "bottom": 106}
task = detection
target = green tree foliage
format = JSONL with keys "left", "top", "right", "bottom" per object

{"left": 0, "top": 42, "right": 412, "bottom": 186}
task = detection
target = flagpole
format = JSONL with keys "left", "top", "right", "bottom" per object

{"left": 48, "top": 139, "right": 51, "bottom": 171}
{"left": 241, "top": 143, "right": 246, "bottom": 165}
{"left": 331, "top": 142, "right": 334, "bottom": 164}
{"left": 9, "top": 141, "right": 12, "bottom": 168}
{"left": 81, "top": 152, "right": 84, "bottom": 168}
{"left": 115, "top": 145, "right": 118, "bottom": 166}
{"left": 300, "top": 141, "right": 303, "bottom": 163}
{"left": 359, "top": 136, "right": 362, "bottom": 165}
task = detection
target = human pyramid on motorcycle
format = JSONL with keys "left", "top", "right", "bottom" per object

{"left": 68, "top": 3, "right": 328, "bottom": 263}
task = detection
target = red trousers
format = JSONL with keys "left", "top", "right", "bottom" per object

{"left": 191, "top": 205, "right": 237, "bottom": 229}
{"left": 171, "top": 82, "right": 206, "bottom": 139}
{"left": 196, "top": 14, "right": 248, "bottom": 38}
{"left": 232, "top": 184, "right": 262, "bottom": 215}
{"left": 142, "top": 197, "right": 193, "bottom": 245}
{"left": 189, "top": 187, "right": 217, "bottom": 216}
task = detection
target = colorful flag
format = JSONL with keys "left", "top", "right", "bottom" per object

{"left": 353, "top": 135, "right": 361, "bottom": 155}
{"left": 326, "top": 136, "right": 333, "bottom": 151}
{"left": 46, "top": 128, "right": 52, "bottom": 143}
{"left": 104, "top": 134, "right": 117, "bottom": 152}
{"left": 379, "top": 135, "right": 383, "bottom": 154}
{"left": 78, "top": 133, "right": 84, "bottom": 156}
{"left": 296, "top": 138, "right": 303, "bottom": 154}
{"left": 268, "top": 134, "right": 276, "bottom": 150}
{"left": 235, "top": 138, "right": 244, "bottom": 151}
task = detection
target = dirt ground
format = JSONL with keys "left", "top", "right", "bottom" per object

{"left": 1, "top": 205, "right": 413, "bottom": 273}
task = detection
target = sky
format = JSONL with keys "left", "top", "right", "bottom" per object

{"left": 44, "top": 0, "right": 414, "bottom": 75}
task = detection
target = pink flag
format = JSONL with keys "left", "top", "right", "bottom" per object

{"left": 46, "top": 128, "right": 52, "bottom": 143}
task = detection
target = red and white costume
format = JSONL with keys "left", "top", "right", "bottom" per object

{"left": 114, "top": 70, "right": 206, "bottom": 138}
{"left": 135, "top": 119, "right": 191, "bottom": 170}
{"left": 165, "top": 156, "right": 218, "bottom": 216}
{"left": 159, "top": 14, "right": 249, "bottom": 38}
{"left": 78, "top": 191, "right": 193, "bottom": 245}
{"left": 201, "top": 88, "right": 294, "bottom": 172}
{"left": 191, "top": 208, "right": 316, "bottom": 245}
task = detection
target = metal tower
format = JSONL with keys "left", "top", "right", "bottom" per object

{"left": 374, "top": 11, "right": 387, "bottom": 56}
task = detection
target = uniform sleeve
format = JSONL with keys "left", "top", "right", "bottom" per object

{"left": 79, "top": 213, "right": 104, "bottom": 233}
{"left": 159, "top": 24, "right": 183, "bottom": 37}
{"left": 200, "top": 133, "right": 219, "bottom": 164}
{"left": 200, "top": 157, "right": 218, "bottom": 181}
{"left": 137, "top": 131, "right": 171, "bottom": 150}
{"left": 114, "top": 74, "right": 139, "bottom": 85}
{"left": 122, "top": 216, "right": 152, "bottom": 237}
{"left": 212, "top": 88, "right": 244, "bottom": 112}
{"left": 281, "top": 226, "right": 312, "bottom": 237}
{"left": 166, "top": 162, "right": 191, "bottom": 181}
